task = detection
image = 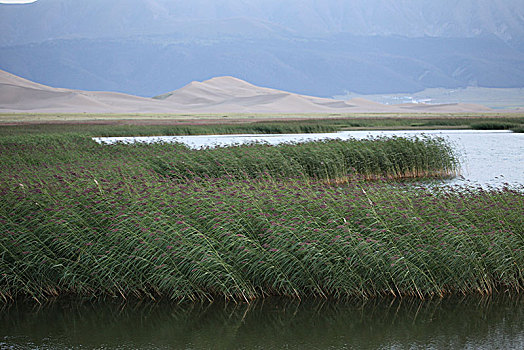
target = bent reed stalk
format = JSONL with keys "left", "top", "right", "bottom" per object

{"left": 0, "top": 134, "right": 521, "bottom": 302}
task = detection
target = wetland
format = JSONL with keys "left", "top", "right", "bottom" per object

{"left": 1, "top": 120, "right": 522, "bottom": 348}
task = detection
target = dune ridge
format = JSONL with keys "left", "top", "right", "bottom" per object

{"left": 0, "top": 70, "right": 492, "bottom": 114}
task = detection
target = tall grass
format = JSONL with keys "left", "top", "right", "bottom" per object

{"left": 470, "top": 122, "right": 517, "bottom": 130}
{"left": 1, "top": 174, "right": 522, "bottom": 302}
{"left": 2, "top": 115, "right": 524, "bottom": 137}
{"left": 0, "top": 122, "right": 339, "bottom": 137}
{"left": 150, "top": 137, "right": 459, "bottom": 181}
{"left": 0, "top": 134, "right": 522, "bottom": 302}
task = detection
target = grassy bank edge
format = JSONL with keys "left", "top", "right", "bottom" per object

{"left": 1, "top": 114, "right": 524, "bottom": 137}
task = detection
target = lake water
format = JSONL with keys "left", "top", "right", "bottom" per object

{"left": 2, "top": 296, "right": 523, "bottom": 349}
{"left": 94, "top": 130, "right": 524, "bottom": 186}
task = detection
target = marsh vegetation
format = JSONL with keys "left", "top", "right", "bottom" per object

{"left": 0, "top": 133, "right": 522, "bottom": 302}
{"left": 1, "top": 114, "right": 523, "bottom": 137}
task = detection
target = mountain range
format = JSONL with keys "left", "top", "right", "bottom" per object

{"left": 1, "top": 0, "right": 523, "bottom": 97}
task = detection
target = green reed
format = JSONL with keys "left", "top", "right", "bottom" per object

{"left": 1, "top": 173, "right": 522, "bottom": 302}
{"left": 0, "top": 134, "right": 521, "bottom": 302}
{"left": 470, "top": 121, "right": 518, "bottom": 130}
{"left": 2, "top": 115, "right": 524, "bottom": 137}
{"left": 150, "top": 137, "right": 459, "bottom": 181}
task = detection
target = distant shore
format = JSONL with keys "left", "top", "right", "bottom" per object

{"left": 1, "top": 113, "right": 523, "bottom": 135}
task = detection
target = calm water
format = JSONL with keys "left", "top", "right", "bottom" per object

{"left": 94, "top": 130, "right": 524, "bottom": 186}
{"left": 2, "top": 296, "right": 523, "bottom": 349}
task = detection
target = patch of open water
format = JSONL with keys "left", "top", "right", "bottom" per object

{"left": 1, "top": 296, "right": 523, "bottom": 349}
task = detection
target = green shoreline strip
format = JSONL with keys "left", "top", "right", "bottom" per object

{"left": 1, "top": 115, "right": 524, "bottom": 136}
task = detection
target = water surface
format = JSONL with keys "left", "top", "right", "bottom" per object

{"left": 2, "top": 296, "right": 523, "bottom": 349}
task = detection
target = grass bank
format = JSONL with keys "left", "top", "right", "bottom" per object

{"left": 470, "top": 121, "right": 523, "bottom": 131}
{"left": 1, "top": 134, "right": 522, "bottom": 302}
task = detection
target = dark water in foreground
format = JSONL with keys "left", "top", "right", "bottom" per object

{"left": 1, "top": 296, "right": 523, "bottom": 349}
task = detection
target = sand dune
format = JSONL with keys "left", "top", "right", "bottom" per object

{"left": 0, "top": 70, "right": 492, "bottom": 114}
{"left": 0, "top": 70, "right": 174, "bottom": 113}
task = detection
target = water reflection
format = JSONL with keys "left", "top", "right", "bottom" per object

{"left": 2, "top": 296, "right": 523, "bottom": 349}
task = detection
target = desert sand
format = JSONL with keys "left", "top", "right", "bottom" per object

{"left": 0, "top": 70, "right": 492, "bottom": 114}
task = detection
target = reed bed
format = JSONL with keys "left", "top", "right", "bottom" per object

{"left": 0, "top": 135, "right": 522, "bottom": 302}
{"left": 511, "top": 125, "right": 524, "bottom": 133}
{"left": 151, "top": 137, "right": 459, "bottom": 181}
{"left": 0, "top": 122, "right": 339, "bottom": 137}
{"left": 470, "top": 122, "right": 518, "bottom": 130}
{"left": 1, "top": 174, "right": 522, "bottom": 302}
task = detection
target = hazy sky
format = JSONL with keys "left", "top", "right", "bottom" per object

{"left": 0, "top": 1, "right": 37, "bottom": 3}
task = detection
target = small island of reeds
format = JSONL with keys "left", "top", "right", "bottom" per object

{"left": 0, "top": 133, "right": 522, "bottom": 302}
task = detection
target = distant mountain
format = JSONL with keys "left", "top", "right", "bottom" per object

{"left": 0, "top": 0, "right": 523, "bottom": 96}
{"left": 0, "top": 69, "right": 491, "bottom": 114}
{"left": 2, "top": 34, "right": 522, "bottom": 97}
{"left": 1, "top": 0, "right": 523, "bottom": 45}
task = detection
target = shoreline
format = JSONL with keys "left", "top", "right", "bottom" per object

{"left": 1, "top": 112, "right": 524, "bottom": 125}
